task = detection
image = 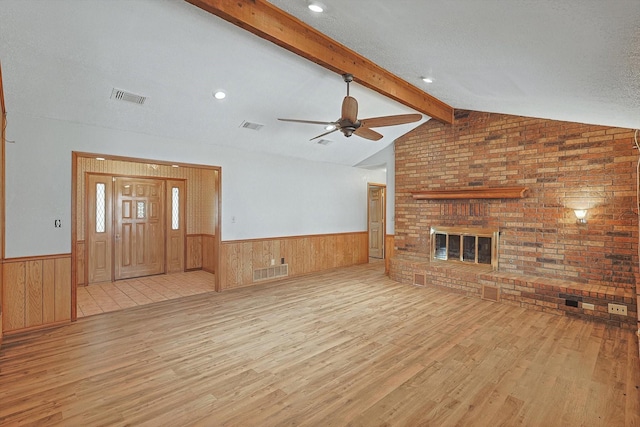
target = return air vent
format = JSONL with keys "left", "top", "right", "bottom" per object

{"left": 253, "top": 264, "right": 288, "bottom": 282}
{"left": 110, "top": 88, "right": 146, "bottom": 105}
{"left": 481, "top": 285, "right": 500, "bottom": 302}
{"left": 240, "top": 121, "right": 264, "bottom": 131}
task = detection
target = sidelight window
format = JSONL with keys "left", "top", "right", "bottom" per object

{"left": 171, "top": 187, "right": 180, "bottom": 230}
{"left": 96, "top": 182, "right": 106, "bottom": 233}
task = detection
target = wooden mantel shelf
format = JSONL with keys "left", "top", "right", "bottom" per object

{"left": 411, "top": 187, "right": 528, "bottom": 200}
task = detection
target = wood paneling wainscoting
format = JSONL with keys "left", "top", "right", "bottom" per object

{"left": 384, "top": 234, "right": 394, "bottom": 275}
{"left": 2, "top": 254, "right": 71, "bottom": 334}
{"left": 202, "top": 234, "right": 216, "bottom": 274}
{"left": 76, "top": 241, "right": 86, "bottom": 286}
{"left": 219, "top": 232, "right": 368, "bottom": 290}
{"left": 186, "top": 234, "right": 203, "bottom": 270}
{"left": 186, "top": 234, "right": 216, "bottom": 273}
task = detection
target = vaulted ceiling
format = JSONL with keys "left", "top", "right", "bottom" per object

{"left": 1, "top": 0, "right": 639, "bottom": 167}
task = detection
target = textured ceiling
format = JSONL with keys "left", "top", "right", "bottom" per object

{"left": 1, "top": 0, "right": 639, "bottom": 168}
{"left": 271, "top": 0, "right": 640, "bottom": 130}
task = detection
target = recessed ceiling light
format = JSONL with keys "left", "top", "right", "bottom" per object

{"left": 325, "top": 124, "right": 336, "bottom": 131}
{"left": 213, "top": 91, "right": 226, "bottom": 100}
{"left": 308, "top": 3, "right": 323, "bottom": 13}
{"left": 422, "top": 77, "right": 433, "bottom": 84}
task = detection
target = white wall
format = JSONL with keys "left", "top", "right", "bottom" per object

{"left": 5, "top": 113, "right": 384, "bottom": 258}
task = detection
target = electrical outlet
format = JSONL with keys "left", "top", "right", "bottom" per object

{"left": 270, "top": 259, "right": 275, "bottom": 266}
{"left": 608, "top": 303, "right": 627, "bottom": 316}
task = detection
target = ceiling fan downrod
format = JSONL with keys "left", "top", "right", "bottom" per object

{"left": 343, "top": 73, "right": 353, "bottom": 96}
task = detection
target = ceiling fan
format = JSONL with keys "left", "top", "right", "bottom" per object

{"left": 278, "top": 74, "right": 422, "bottom": 141}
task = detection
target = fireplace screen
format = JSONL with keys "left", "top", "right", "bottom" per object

{"left": 431, "top": 226, "right": 499, "bottom": 270}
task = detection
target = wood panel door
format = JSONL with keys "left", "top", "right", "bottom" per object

{"left": 368, "top": 184, "right": 385, "bottom": 259}
{"left": 87, "top": 174, "right": 113, "bottom": 283}
{"left": 114, "top": 177, "right": 165, "bottom": 280}
{"left": 166, "top": 180, "right": 186, "bottom": 274}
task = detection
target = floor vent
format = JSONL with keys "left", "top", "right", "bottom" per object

{"left": 110, "top": 88, "right": 146, "bottom": 105}
{"left": 482, "top": 285, "right": 500, "bottom": 302}
{"left": 414, "top": 273, "right": 426, "bottom": 287}
{"left": 240, "top": 121, "right": 264, "bottom": 131}
{"left": 254, "top": 264, "right": 289, "bottom": 282}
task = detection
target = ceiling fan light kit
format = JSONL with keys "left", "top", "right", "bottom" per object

{"left": 278, "top": 73, "right": 422, "bottom": 141}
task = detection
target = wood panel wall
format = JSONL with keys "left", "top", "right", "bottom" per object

{"left": 186, "top": 234, "right": 203, "bottom": 270}
{"left": 76, "top": 241, "right": 86, "bottom": 285}
{"left": 202, "top": 234, "right": 216, "bottom": 274}
{"left": 219, "top": 232, "right": 368, "bottom": 290}
{"left": 2, "top": 255, "right": 71, "bottom": 334}
{"left": 385, "top": 234, "right": 394, "bottom": 275}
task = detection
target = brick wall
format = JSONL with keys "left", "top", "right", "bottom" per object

{"left": 394, "top": 110, "right": 638, "bottom": 290}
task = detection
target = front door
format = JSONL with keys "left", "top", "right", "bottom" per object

{"left": 368, "top": 184, "right": 385, "bottom": 259}
{"left": 114, "top": 177, "right": 165, "bottom": 280}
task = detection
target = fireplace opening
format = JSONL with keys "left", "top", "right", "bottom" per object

{"left": 431, "top": 226, "right": 499, "bottom": 270}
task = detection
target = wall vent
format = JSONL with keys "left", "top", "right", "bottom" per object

{"left": 316, "top": 139, "right": 333, "bottom": 146}
{"left": 240, "top": 121, "right": 264, "bottom": 131}
{"left": 414, "top": 273, "right": 426, "bottom": 287}
{"left": 253, "top": 264, "right": 288, "bottom": 282}
{"left": 482, "top": 285, "right": 500, "bottom": 302}
{"left": 110, "top": 88, "right": 146, "bottom": 105}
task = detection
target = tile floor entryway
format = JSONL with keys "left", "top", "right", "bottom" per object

{"left": 77, "top": 270, "right": 216, "bottom": 317}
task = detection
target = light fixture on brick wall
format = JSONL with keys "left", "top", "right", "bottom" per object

{"left": 574, "top": 209, "right": 588, "bottom": 224}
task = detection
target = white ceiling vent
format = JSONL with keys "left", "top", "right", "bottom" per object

{"left": 239, "top": 121, "right": 264, "bottom": 131}
{"left": 110, "top": 88, "right": 146, "bottom": 105}
{"left": 316, "top": 139, "right": 333, "bottom": 145}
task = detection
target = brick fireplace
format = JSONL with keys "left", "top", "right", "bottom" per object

{"left": 390, "top": 110, "right": 639, "bottom": 329}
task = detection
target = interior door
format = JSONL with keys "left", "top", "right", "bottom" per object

{"left": 114, "top": 177, "right": 165, "bottom": 280}
{"left": 368, "top": 185, "right": 385, "bottom": 259}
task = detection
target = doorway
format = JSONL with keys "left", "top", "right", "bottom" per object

{"left": 368, "top": 183, "right": 386, "bottom": 259}
{"left": 72, "top": 153, "right": 221, "bottom": 321}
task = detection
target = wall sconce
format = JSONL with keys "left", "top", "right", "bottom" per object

{"left": 574, "top": 209, "right": 588, "bottom": 224}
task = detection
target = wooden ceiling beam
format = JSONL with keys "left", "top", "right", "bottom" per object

{"left": 185, "top": 0, "right": 454, "bottom": 124}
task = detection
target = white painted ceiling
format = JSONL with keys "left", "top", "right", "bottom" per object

{"left": 1, "top": 0, "right": 639, "bottom": 167}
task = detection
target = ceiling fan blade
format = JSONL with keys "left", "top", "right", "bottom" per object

{"left": 359, "top": 113, "right": 422, "bottom": 128}
{"left": 310, "top": 128, "right": 339, "bottom": 141}
{"left": 354, "top": 127, "right": 383, "bottom": 141}
{"left": 341, "top": 96, "right": 358, "bottom": 123}
{"left": 278, "top": 118, "right": 335, "bottom": 125}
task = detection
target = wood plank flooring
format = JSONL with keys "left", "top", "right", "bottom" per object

{"left": 1, "top": 262, "right": 639, "bottom": 426}
{"left": 77, "top": 271, "right": 215, "bottom": 317}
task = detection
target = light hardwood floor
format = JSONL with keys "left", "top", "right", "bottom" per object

{"left": 1, "top": 263, "right": 638, "bottom": 426}
{"left": 77, "top": 271, "right": 216, "bottom": 317}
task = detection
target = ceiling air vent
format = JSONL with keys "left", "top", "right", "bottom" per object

{"left": 316, "top": 139, "right": 333, "bottom": 146}
{"left": 240, "top": 121, "right": 264, "bottom": 131}
{"left": 110, "top": 88, "right": 146, "bottom": 105}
